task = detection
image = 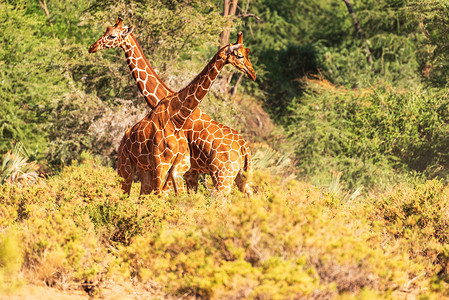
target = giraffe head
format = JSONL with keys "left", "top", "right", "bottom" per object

{"left": 221, "top": 32, "right": 256, "bottom": 81}
{"left": 89, "top": 17, "right": 134, "bottom": 53}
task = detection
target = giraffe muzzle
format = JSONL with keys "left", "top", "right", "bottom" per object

{"left": 247, "top": 68, "right": 256, "bottom": 81}
{"left": 88, "top": 42, "right": 99, "bottom": 53}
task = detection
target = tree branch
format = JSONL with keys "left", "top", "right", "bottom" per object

{"left": 236, "top": 13, "right": 262, "bottom": 23}
{"left": 342, "top": 0, "right": 373, "bottom": 64}
{"left": 38, "top": 0, "right": 53, "bottom": 26}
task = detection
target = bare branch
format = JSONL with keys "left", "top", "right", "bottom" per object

{"left": 244, "top": 0, "right": 250, "bottom": 14}
{"left": 342, "top": 0, "right": 373, "bottom": 64}
{"left": 38, "top": 0, "right": 53, "bottom": 26}
{"left": 236, "top": 13, "right": 262, "bottom": 23}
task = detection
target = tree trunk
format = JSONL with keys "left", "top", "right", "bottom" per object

{"left": 219, "top": 0, "right": 239, "bottom": 47}
{"left": 218, "top": 0, "right": 245, "bottom": 97}
{"left": 231, "top": 73, "right": 244, "bottom": 97}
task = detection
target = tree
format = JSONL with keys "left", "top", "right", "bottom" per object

{"left": 219, "top": 0, "right": 239, "bottom": 47}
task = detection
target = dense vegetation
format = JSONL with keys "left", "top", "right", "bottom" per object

{"left": 2, "top": 155, "right": 449, "bottom": 298}
{"left": 3, "top": 0, "right": 449, "bottom": 298}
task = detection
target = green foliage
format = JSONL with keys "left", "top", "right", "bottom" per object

{"left": 242, "top": 0, "right": 424, "bottom": 121}
{"left": 406, "top": 0, "right": 449, "bottom": 86}
{"left": 0, "top": 2, "right": 69, "bottom": 158}
{"left": 285, "top": 84, "right": 449, "bottom": 190}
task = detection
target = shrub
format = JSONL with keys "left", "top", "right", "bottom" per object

{"left": 286, "top": 86, "right": 449, "bottom": 191}
{"left": 370, "top": 180, "right": 449, "bottom": 273}
{"left": 0, "top": 154, "right": 124, "bottom": 294}
{"left": 0, "top": 156, "right": 443, "bottom": 298}
{"left": 0, "top": 232, "right": 23, "bottom": 293}
{"left": 119, "top": 173, "right": 414, "bottom": 299}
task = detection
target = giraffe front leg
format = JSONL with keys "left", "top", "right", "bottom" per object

{"left": 153, "top": 163, "right": 171, "bottom": 195}
{"left": 138, "top": 168, "right": 154, "bottom": 195}
{"left": 210, "top": 170, "right": 233, "bottom": 200}
{"left": 210, "top": 162, "right": 235, "bottom": 197}
{"left": 168, "top": 153, "right": 190, "bottom": 195}
{"left": 162, "top": 177, "right": 176, "bottom": 194}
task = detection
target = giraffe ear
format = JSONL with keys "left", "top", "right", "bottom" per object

{"left": 226, "top": 44, "right": 242, "bottom": 55}
{"left": 121, "top": 26, "right": 133, "bottom": 38}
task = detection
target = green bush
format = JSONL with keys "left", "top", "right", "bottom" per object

{"left": 286, "top": 86, "right": 449, "bottom": 191}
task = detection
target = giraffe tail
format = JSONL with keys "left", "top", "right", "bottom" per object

{"left": 240, "top": 149, "right": 253, "bottom": 196}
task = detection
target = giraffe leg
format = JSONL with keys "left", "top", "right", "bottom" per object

{"left": 138, "top": 168, "right": 153, "bottom": 195}
{"left": 162, "top": 177, "right": 176, "bottom": 194}
{"left": 210, "top": 169, "right": 233, "bottom": 198}
{"left": 235, "top": 171, "right": 253, "bottom": 196}
{"left": 153, "top": 163, "right": 172, "bottom": 195}
{"left": 117, "top": 136, "right": 135, "bottom": 195}
{"left": 184, "top": 170, "right": 199, "bottom": 192}
{"left": 167, "top": 153, "right": 190, "bottom": 195}
{"left": 117, "top": 153, "right": 135, "bottom": 196}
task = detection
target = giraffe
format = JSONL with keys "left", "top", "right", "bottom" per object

{"left": 89, "top": 18, "right": 255, "bottom": 196}
{"left": 117, "top": 38, "right": 255, "bottom": 196}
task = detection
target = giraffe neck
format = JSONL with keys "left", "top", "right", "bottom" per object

{"left": 171, "top": 48, "right": 227, "bottom": 128}
{"left": 122, "top": 34, "right": 173, "bottom": 109}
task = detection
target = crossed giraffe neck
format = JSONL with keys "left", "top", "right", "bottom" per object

{"left": 122, "top": 34, "right": 228, "bottom": 129}
{"left": 122, "top": 34, "right": 173, "bottom": 109}
{"left": 169, "top": 47, "right": 228, "bottom": 129}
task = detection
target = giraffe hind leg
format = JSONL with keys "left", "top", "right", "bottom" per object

{"left": 235, "top": 153, "right": 253, "bottom": 196}
{"left": 162, "top": 168, "right": 177, "bottom": 195}
{"left": 138, "top": 168, "right": 153, "bottom": 195}
{"left": 163, "top": 153, "right": 189, "bottom": 195}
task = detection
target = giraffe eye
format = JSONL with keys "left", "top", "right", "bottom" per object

{"left": 237, "top": 53, "right": 244, "bottom": 59}
{"left": 107, "top": 35, "right": 116, "bottom": 40}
